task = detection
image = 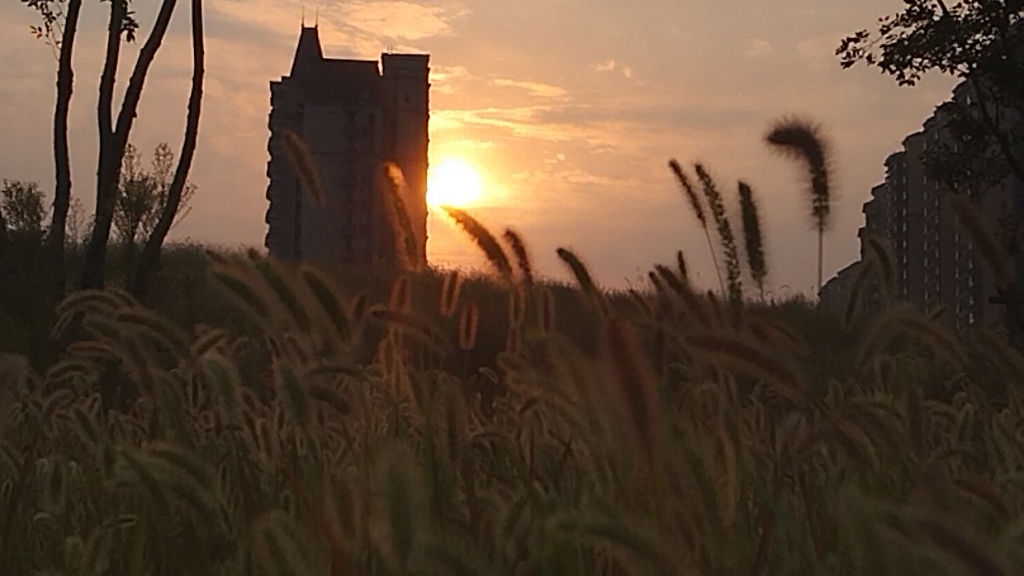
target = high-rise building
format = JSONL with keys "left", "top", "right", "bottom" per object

{"left": 817, "top": 261, "right": 862, "bottom": 314}
{"left": 822, "top": 74, "right": 1023, "bottom": 334}
{"left": 857, "top": 183, "right": 889, "bottom": 314}
{"left": 265, "top": 26, "right": 430, "bottom": 269}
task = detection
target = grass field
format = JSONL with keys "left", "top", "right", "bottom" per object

{"left": 2, "top": 129, "right": 1023, "bottom": 575}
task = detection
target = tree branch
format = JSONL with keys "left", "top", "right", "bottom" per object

{"left": 113, "top": 0, "right": 179, "bottom": 155}
{"left": 131, "top": 0, "right": 205, "bottom": 296}
{"left": 81, "top": 0, "right": 181, "bottom": 289}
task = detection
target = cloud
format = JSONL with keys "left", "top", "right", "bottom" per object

{"left": 489, "top": 78, "right": 568, "bottom": 99}
{"left": 545, "top": 152, "right": 566, "bottom": 165}
{"left": 430, "top": 64, "right": 470, "bottom": 94}
{"left": 432, "top": 137, "right": 495, "bottom": 151}
{"left": 431, "top": 65, "right": 471, "bottom": 82}
{"left": 207, "top": 0, "right": 467, "bottom": 59}
{"left": 530, "top": 99, "right": 766, "bottom": 138}
{"left": 209, "top": 0, "right": 306, "bottom": 35}
{"left": 517, "top": 168, "right": 644, "bottom": 188}
{"left": 332, "top": 1, "right": 468, "bottom": 40}
{"left": 591, "top": 59, "right": 632, "bottom": 79}
{"left": 430, "top": 107, "right": 628, "bottom": 149}
{"left": 429, "top": 113, "right": 467, "bottom": 133}
{"left": 745, "top": 38, "right": 774, "bottom": 57}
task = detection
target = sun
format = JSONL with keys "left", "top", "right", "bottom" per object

{"left": 427, "top": 158, "right": 483, "bottom": 208}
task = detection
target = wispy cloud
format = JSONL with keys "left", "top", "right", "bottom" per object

{"left": 591, "top": 59, "right": 633, "bottom": 79}
{"left": 332, "top": 1, "right": 468, "bottom": 40}
{"left": 208, "top": 0, "right": 467, "bottom": 58}
{"left": 431, "top": 65, "right": 471, "bottom": 82}
{"left": 431, "top": 107, "right": 628, "bottom": 149}
{"left": 211, "top": 0, "right": 466, "bottom": 39}
{"left": 430, "top": 64, "right": 470, "bottom": 94}
{"left": 489, "top": 78, "right": 568, "bottom": 99}
{"left": 513, "top": 167, "right": 644, "bottom": 188}
{"left": 745, "top": 38, "right": 774, "bottom": 57}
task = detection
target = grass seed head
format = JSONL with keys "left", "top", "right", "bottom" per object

{"left": 765, "top": 116, "right": 833, "bottom": 232}
{"left": 283, "top": 130, "right": 328, "bottom": 210}
{"left": 503, "top": 227, "right": 535, "bottom": 291}
{"left": 458, "top": 301, "right": 479, "bottom": 351}
{"left": 442, "top": 206, "right": 513, "bottom": 283}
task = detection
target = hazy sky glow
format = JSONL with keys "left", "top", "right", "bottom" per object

{"left": 0, "top": 0, "right": 959, "bottom": 294}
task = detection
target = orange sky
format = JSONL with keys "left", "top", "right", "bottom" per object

{"left": 0, "top": 0, "right": 958, "bottom": 295}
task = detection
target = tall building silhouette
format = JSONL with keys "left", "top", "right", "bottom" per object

{"left": 820, "top": 78, "right": 1023, "bottom": 334}
{"left": 265, "top": 26, "right": 429, "bottom": 269}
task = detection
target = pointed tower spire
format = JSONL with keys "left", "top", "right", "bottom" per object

{"left": 301, "top": 5, "right": 306, "bottom": 27}
{"left": 290, "top": 23, "right": 323, "bottom": 77}
{"left": 315, "top": 6, "right": 320, "bottom": 28}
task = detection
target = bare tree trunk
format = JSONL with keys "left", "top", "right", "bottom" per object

{"left": 46, "top": 0, "right": 83, "bottom": 300}
{"left": 80, "top": 0, "right": 181, "bottom": 290}
{"left": 131, "top": 0, "right": 204, "bottom": 298}
{"left": 79, "top": 0, "right": 126, "bottom": 290}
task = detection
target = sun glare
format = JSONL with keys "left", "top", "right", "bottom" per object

{"left": 427, "top": 158, "right": 483, "bottom": 208}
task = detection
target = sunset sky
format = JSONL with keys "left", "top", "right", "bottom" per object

{"left": 0, "top": 0, "right": 959, "bottom": 295}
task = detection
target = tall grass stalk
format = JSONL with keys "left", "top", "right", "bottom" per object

{"left": 765, "top": 117, "right": 833, "bottom": 295}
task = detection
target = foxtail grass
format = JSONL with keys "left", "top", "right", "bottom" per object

{"left": 601, "top": 315, "right": 661, "bottom": 472}
{"left": 538, "top": 286, "right": 556, "bottom": 334}
{"left": 388, "top": 274, "right": 411, "bottom": 312}
{"left": 439, "top": 270, "right": 462, "bottom": 317}
{"left": 676, "top": 250, "right": 689, "bottom": 284}
{"left": 502, "top": 228, "right": 535, "bottom": 292}
{"left": 654, "top": 264, "right": 687, "bottom": 297}
{"left": 738, "top": 181, "right": 767, "bottom": 300}
{"left": 841, "top": 260, "right": 876, "bottom": 330}
{"left": 670, "top": 159, "right": 724, "bottom": 293}
{"left": 765, "top": 116, "right": 833, "bottom": 294}
{"left": 383, "top": 162, "right": 422, "bottom": 272}
{"left": 863, "top": 234, "right": 895, "bottom": 297}
{"left": 557, "top": 247, "right": 608, "bottom": 316}
{"left": 458, "top": 301, "right": 479, "bottom": 351}
{"left": 694, "top": 164, "right": 743, "bottom": 310}
{"left": 282, "top": 130, "right": 328, "bottom": 210}
{"left": 441, "top": 207, "right": 513, "bottom": 284}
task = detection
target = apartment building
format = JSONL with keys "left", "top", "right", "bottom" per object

{"left": 265, "top": 26, "right": 430, "bottom": 269}
{"left": 822, "top": 78, "right": 1023, "bottom": 333}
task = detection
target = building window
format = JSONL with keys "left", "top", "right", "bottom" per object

{"left": 404, "top": 94, "right": 412, "bottom": 104}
